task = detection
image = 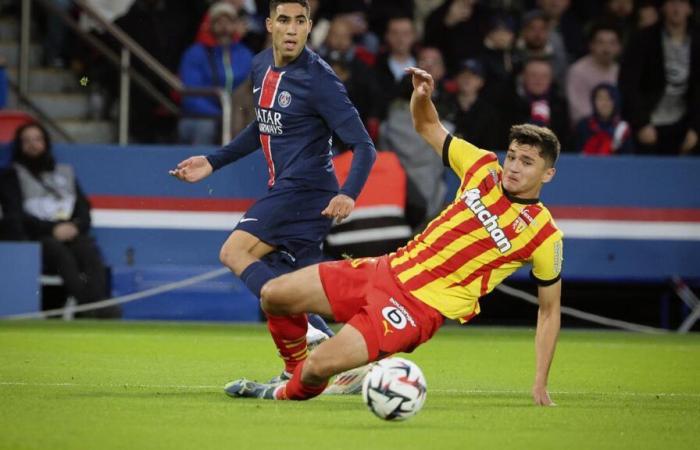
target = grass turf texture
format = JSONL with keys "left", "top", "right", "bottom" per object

{"left": 1, "top": 321, "right": 699, "bottom": 450}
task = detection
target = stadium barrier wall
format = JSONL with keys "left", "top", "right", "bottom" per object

{"left": 3, "top": 144, "right": 699, "bottom": 320}
{"left": 0, "top": 243, "right": 40, "bottom": 315}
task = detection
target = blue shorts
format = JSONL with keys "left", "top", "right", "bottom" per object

{"left": 235, "top": 187, "right": 335, "bottom": 270}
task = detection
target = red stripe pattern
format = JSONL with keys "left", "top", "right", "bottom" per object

{"left": 259, "top": 134, "right": 275, "bottom": 187}
{"left": 257, "top": 67, "right": 284, "bottom": 187}
{"left": 259, "top": 67, "right": 281, "bottom": 108}
{"left": 458, "top": 152, "right": 498, "bottom": 192}
{"left": 89, "top": 195, "right": 254, "bottom": 211}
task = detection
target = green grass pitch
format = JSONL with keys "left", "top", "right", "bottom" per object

{"left": 1, "top": 321, "right": 699, "bottom": 450}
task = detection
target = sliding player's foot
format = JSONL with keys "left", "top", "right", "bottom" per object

{"left": 224, "top": 379, "right": 277, "bottom": 399}
{"left": 266, "top": 371, "right": 292, "bottom": 386}
{"left": 323, "top": 364, "right": 374, "bottom": 395}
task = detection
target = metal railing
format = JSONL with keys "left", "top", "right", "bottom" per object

{"left": 18, "top": 0, "right": 233, "bottom": 145}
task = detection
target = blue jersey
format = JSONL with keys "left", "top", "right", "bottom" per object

{"left": 207, "top": 47, "right": 375, "bottom": 199}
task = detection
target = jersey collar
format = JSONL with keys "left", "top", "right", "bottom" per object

{"left": 503, "top": 188, "right": 540, "bottom": 205}
{"left": 272, "top": 46, "right": 309, "bottom": 71}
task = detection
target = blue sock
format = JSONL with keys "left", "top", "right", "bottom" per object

{"left": 308, "top": 313, "right": 335, "bottom": 337}
{"left": 240, "top": 261, "right": 276, "bottom": 298}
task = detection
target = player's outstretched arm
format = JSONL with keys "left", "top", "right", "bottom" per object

{"left": 406, "top": 67, "right": 449, "bottom": 156}
{"left": 533, "top": 279, "right": 561, "bottom": 406}
{"left": 169, "top": 156, "right": 213, "bottom": 183}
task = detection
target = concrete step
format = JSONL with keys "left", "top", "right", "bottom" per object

{"left": 29, "top": 92, "right": 89, "bottom": 120}
{"left": 0, "top": 41, "right": 43, "bottom": 67}
{"left": 7, "top": 67, "right": 79, "bottom": 93}
{"left": 57, "top": 119, "right": 116, "bottom": 144}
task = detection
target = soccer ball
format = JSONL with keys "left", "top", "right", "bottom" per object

{"left": 361, "top": 357, "right": 427, "bottom": 421}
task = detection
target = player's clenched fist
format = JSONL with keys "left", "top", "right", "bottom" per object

{"left": 169, "top": 156, "right": 213, "bottom": 183}
{"left": 322, "top": 194, "right": 355, "bottom": 224}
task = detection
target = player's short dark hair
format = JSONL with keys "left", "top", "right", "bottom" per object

{"left": 508, "top": 124, "right": 560, "bottom": 167}
{"left": 269, "top": 0, "right": 310, "bottom": 16}
{"left": 587, "top": 20, "right": 622, "bottom": 43}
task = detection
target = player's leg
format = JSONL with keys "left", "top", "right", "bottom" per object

{"left": 276, "top": 324, "right": 368, "bottom": 400}
{"left": 219, "top": 229, "right": 275, "bottom": 278}
{"left": 260, "top": 263, "right": 334, "bottom": 317}
{"left": 265, "top": 249, "right": 334, "bottom": 339}
{"left": 225, "top": 323, "right": 369, "bottom": 400}
{"left": 219, "top": 229, "right": 310, "bottom": 377}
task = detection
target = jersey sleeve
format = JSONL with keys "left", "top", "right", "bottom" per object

{"left": 530, "top": 233, "right": 564, "bottom": 286}
{"left": 443, "top": 134, "right": 498, "bottom": 183}
{"left": 312, "top": 63, "right": 359, "bottom": 130}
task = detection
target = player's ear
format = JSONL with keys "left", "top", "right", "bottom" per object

{"left": 541, "top": 167, "right": 556, "bottom": 184}
{"left": 266, "top": 16, "right": 273, "bottom": 33}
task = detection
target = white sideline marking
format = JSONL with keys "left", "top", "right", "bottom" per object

{"left": 1, "top": 381, "right": 698, "bottom": 398}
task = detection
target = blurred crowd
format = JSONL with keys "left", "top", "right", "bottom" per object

{"left": 5, "top": 0, "right": 700, "bottom": 157}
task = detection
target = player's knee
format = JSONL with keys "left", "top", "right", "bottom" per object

{"left": 219, "top": 244, "right": 244, "bottom": 273}
{"left": 302, "top": 352, "right": 338, "bottom": 382}
{"left": 218, "top": 246, "right": 233, "bottom": 268}
{"left": 260, "top": 279, "right": 290, "bottom": 315}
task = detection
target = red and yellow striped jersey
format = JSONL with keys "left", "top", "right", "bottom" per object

{"left": 388, "top": 135, "right": 563, "bottom": 322}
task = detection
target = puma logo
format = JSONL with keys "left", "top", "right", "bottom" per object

{"left": 382, "top": 320, "right": 394, "bottom": 336}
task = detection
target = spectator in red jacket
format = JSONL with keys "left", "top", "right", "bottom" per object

{"left": 575, "top": 83, "right": 634, "bottom": 155}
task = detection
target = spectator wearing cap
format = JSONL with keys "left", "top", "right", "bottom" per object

{"left": 178, "top": 2, "right": 254, "bottom": 145}
{"left": 566, "top": 21, "right": 622, "bottom": 126}
{"left": 515, "top": 10, "right": 569, "bottom": 93}
{"left": 509, "top": 57, "right": 571, "bottom": 147}
{"left": 424, "top": 0, "right": 492, "bottom": 74}
{"left": 618, "top": 0, "right": 699, "bottom": 155}
{"left": 195, "top": 1, "right": 248, "bottom": 48}
{"left": 448, "top": 59, "right": 504, "bottom": 150}
{"left": 479, "top": 14, "right": 518, "bottom": 109}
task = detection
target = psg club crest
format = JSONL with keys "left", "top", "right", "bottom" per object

{"left": 278, "top": 91, "right": 292, "bottom": 108}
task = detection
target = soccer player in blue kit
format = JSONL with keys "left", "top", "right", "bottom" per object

{"left": 170, "top": 0, "right": 376, "bottom": 389}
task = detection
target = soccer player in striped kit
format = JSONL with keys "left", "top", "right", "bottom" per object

{"left": 171, "top": 0, "right": 376, "bottom": 388}
{"left": 225, "top": 67, "right": 564, "bottom": 407}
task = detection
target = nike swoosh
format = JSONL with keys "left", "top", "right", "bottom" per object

{"left": 239, "top": 218, "right": 258, "bottom": 223}
{"left": 253, "top": 87, "right": 261, "bottom": 93}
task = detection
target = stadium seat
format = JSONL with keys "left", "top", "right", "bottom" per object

{"left": 0, "top": 109, "right": 35, "bottom": 143}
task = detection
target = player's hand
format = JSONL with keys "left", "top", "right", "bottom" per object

{"left": 53, "top": 222, "right": 79, "bottom": 242}
{"left": 405, "top": 67, "right": 434, "bottom": 99}
{"left": 532, "top": 384, "right": 556, "bottom": 406}
{"left": 169, "top": 156, "right": 213, "bottom": 183}
{"left": 322, "top": 194, "right": 355, "bottom": 224}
